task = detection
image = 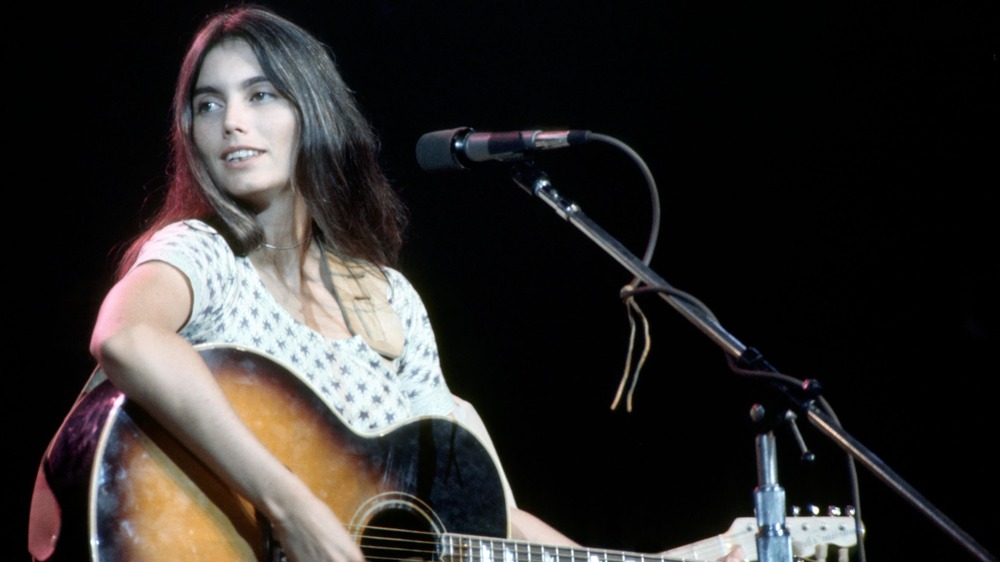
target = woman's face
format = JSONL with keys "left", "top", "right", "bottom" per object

{"left": 191, "top": 37, "right": 299, "bottom": 207}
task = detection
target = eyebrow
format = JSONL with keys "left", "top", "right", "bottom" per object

{"left": 192, "top": 75, "right": 271, "bottom": 97}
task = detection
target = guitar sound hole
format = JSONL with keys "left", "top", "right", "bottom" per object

{"left": 361, "top": 508, "right": 438, "bottom": 562}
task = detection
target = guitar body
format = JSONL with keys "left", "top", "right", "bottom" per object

{"left": 31, "top": 344, "right": 508, "bottom": 561}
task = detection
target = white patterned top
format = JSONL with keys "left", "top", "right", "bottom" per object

{"left": 133, "top": 219, "right": 455, "bottom": 433}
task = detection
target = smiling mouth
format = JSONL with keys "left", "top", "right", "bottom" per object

{"left": 225, "top": 149, "right": 262, "bottom": 162}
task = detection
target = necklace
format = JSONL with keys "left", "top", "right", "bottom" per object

{"left": 261, "top": 240, "right": 306, "bottom": 250}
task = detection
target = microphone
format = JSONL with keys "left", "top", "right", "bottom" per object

{"left": 416, "top": 127, "right": 591, "bottom": 172}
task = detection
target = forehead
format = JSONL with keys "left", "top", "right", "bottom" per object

{"left": 195, "top": 37, "right": 263, "bottom": 88}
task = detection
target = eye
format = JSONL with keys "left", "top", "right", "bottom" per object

{"left": 249, "top": 90, "right": 275, "bottom": 102}
{"left": 249, "top": 86, "right": 282, "bottom": 104}
{"left": 194, "top": 98, "right": 222, "bottom": 115}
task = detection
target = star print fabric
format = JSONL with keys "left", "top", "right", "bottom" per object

{"left": 133, "top": 219, "right": 454, "bottom": 432}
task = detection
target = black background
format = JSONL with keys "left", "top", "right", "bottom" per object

{"left": 13, "top": 1, "right": 999, "bottom": 561}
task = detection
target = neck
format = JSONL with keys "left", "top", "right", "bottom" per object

{"left": 254, "top": 190, "right": 312, "bottom": 252}
{"left": 251, "top": 241, "right": 315, "bottom": 289}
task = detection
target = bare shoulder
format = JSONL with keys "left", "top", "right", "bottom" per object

{"left": 100, "top": 261, "right": 193, "bottom": 329}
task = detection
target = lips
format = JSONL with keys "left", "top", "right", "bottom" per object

{"left": 224, "top": 148, "right": 263, "bottom": 162}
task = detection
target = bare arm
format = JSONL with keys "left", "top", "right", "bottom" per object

{"left": 89, "top": 261, "right": 363, "bottom": 562}
{"left": 510, "top": 508, "right": 581, "bottom": 546}
{"left": 510, "top": 509, "right": 745, "bottom": 562}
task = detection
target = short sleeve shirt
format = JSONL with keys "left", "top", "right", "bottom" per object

{"left": 134, "top": 219, "right": 455, "bottom": 433}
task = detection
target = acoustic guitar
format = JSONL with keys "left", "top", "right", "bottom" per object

{"left": 30, "top": 344, "right": 859, "bottom": 561}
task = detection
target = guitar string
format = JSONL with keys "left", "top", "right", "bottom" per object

{"left": 351, "top": 515, "right": 855, "bottom": 561}
{"left": 310, "top": 516, "right": 852, "bottom": 562}
{"left": 347, "top": 524, "right": 727, "bottom": 562}
{"left": 352, "top": 535, "right": 720, "bottom": 561}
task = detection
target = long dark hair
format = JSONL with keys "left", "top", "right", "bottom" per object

{"left": 115, "top": 5, "right": 407, "bottom": 279}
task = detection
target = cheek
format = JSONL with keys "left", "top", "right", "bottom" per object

{"left": 271, "top": 115, "right": 300, "bottom": 163}
{"left": 191, "top": 121, "right": 215, "bottom": 160}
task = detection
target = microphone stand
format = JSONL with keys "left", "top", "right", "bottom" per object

{"left": 750, "top": 404, "right": 794, "bottom": 562}
{"left": 506, "top": 161, "right": 997, "bottom": 562}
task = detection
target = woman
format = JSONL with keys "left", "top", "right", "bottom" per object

{"left": 49, "top": 5, "right": 743, "bottom": 562}
{"left": 82, "top": 6, "right": 584, "bottom": 562}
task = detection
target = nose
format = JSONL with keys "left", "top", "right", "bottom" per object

{"left": 223, "top": 102, "right": 248, "bottom": 136}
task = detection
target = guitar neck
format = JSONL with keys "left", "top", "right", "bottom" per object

{"left": 442, "top": 515, "right": 858, "bottom": 562}
{"left": 442, "top": 534, "right": 686, "bottom": 562}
